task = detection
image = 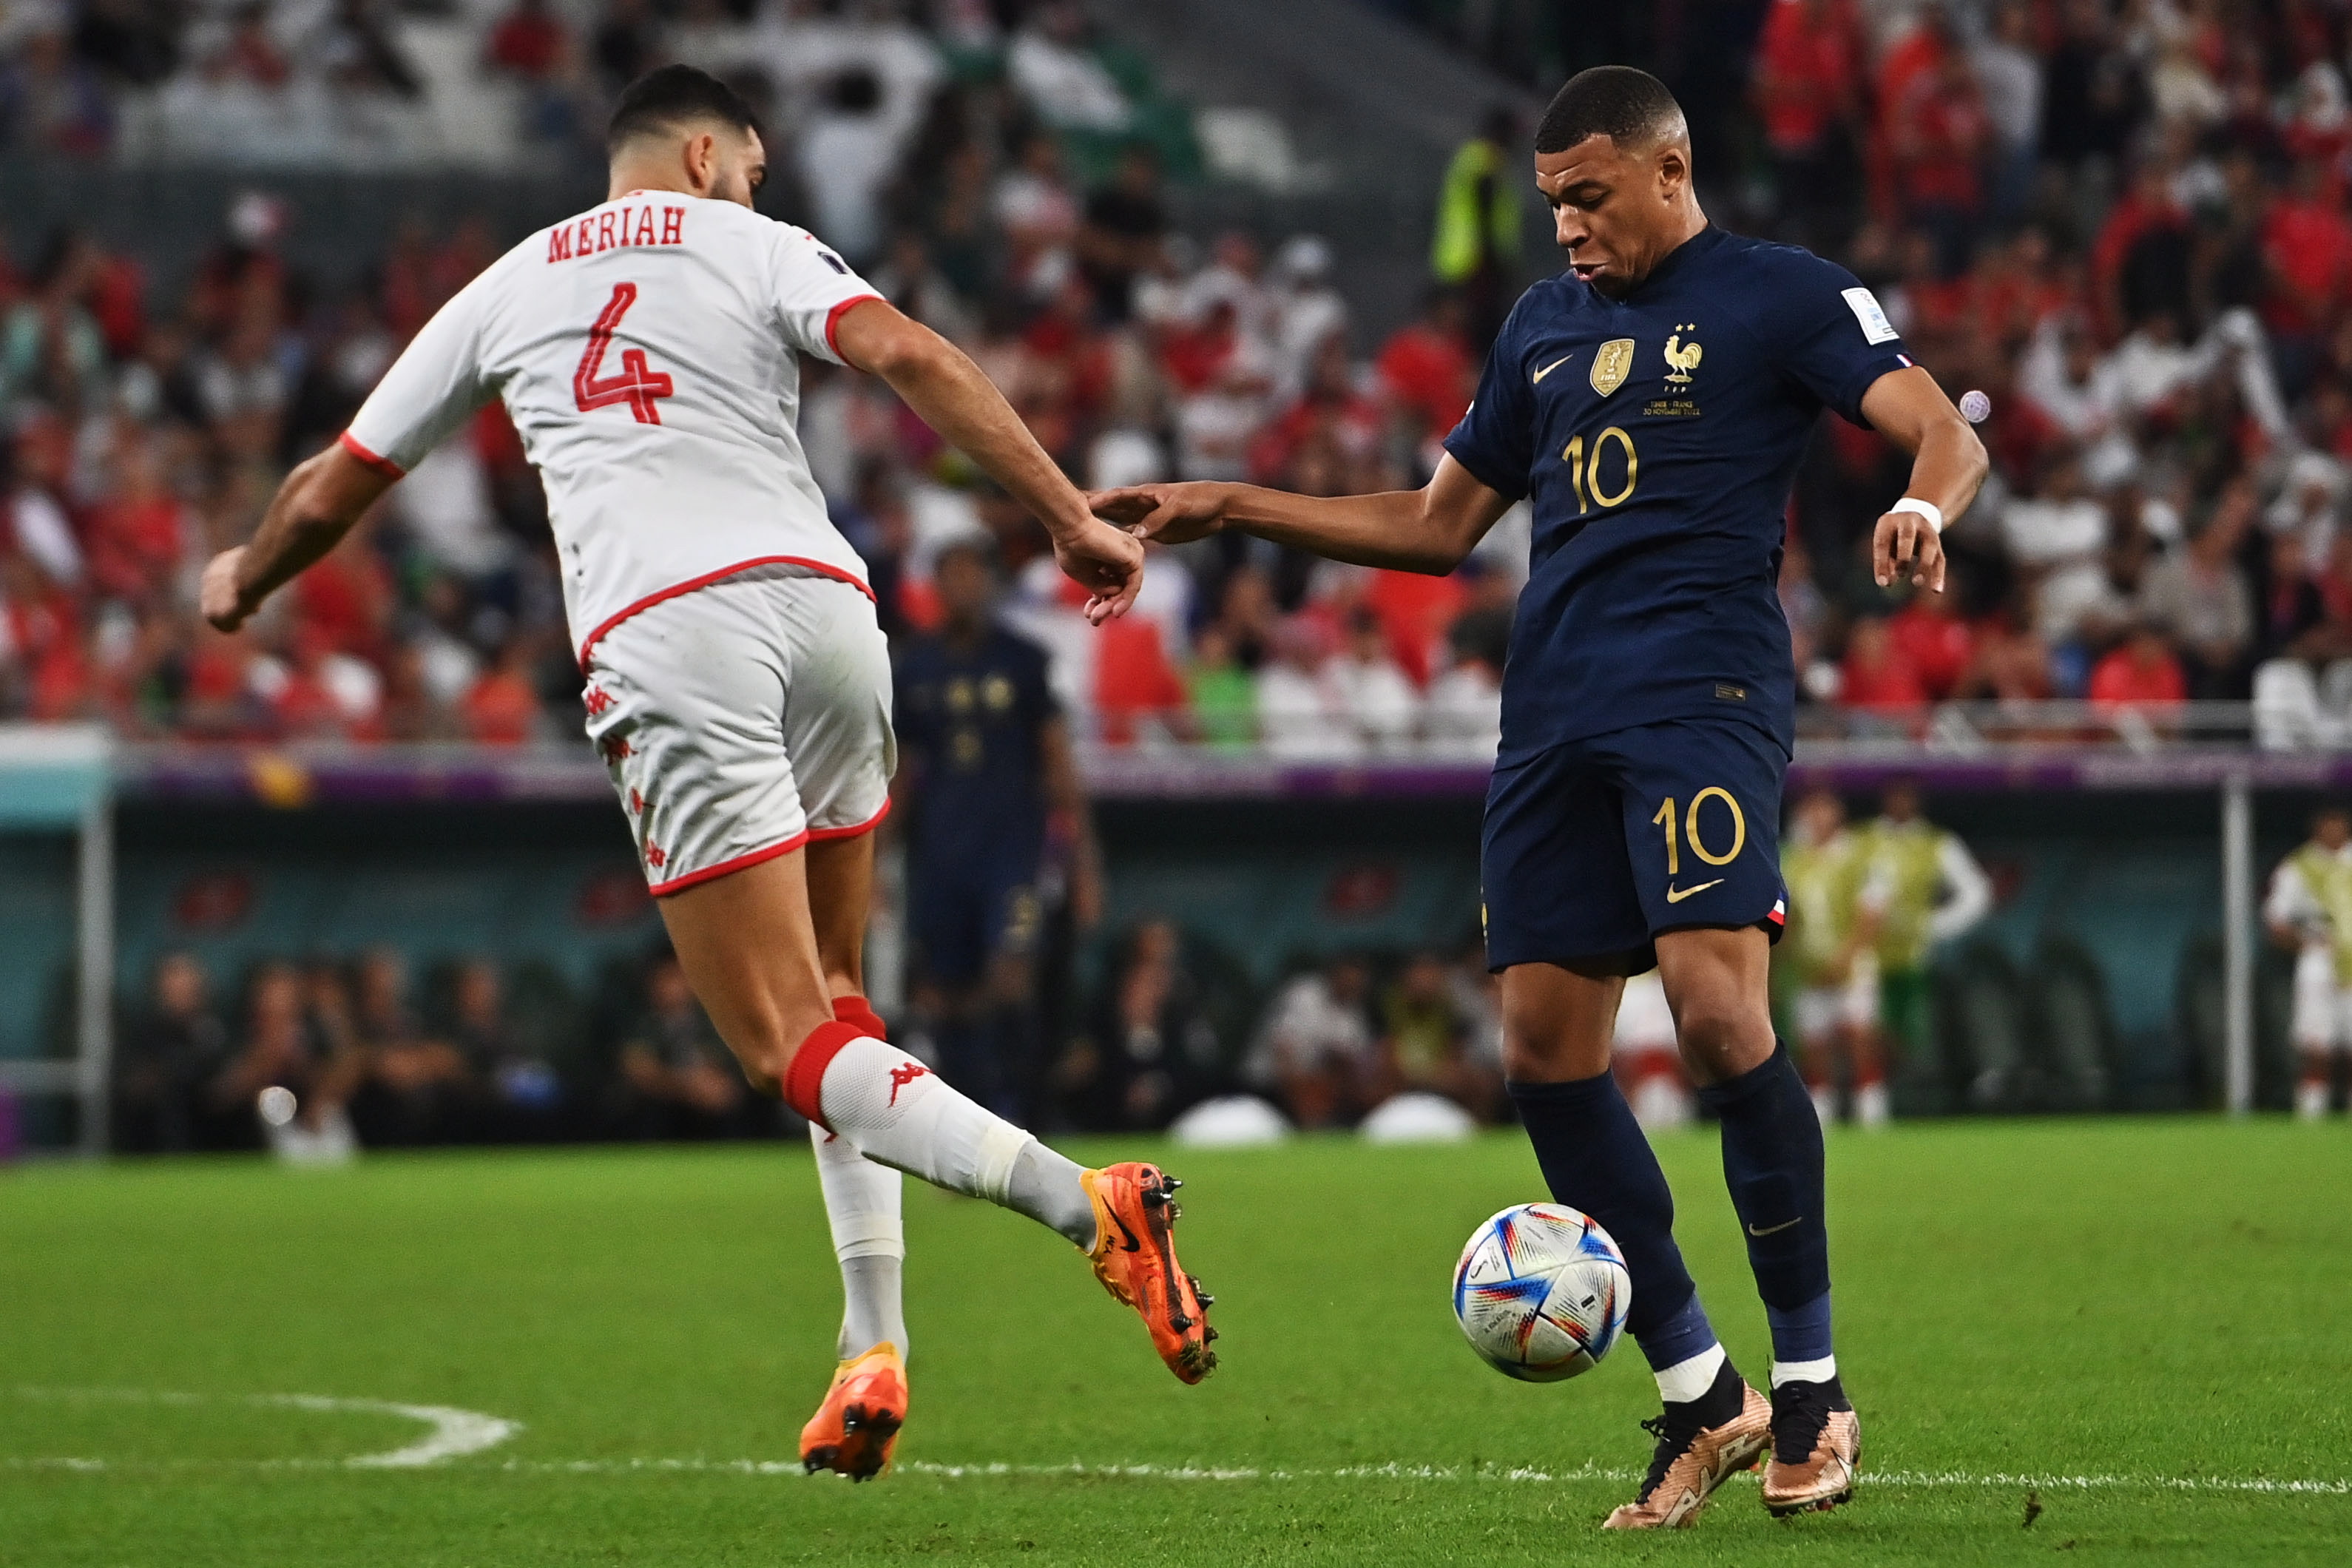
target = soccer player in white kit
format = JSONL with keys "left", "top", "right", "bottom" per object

{"left": 200, "top": 66, "right": 1217, "bottom": 1480}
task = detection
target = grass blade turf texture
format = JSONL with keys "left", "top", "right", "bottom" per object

{"left": 2, "top": 1121, "right": 2347, "bottom": 1564}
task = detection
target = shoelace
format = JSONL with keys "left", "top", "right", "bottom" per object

{"left": 1632, "top": 1410, "right": 1706, "bottom": 1501}
{"left": 1771, "top": 1382, "right": 1834, "bottom": 1465}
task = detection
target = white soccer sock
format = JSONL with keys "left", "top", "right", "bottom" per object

{"left": 808, "top": 1120, "right": 907, "bottom": 1359}
{"left": 817, "top": 1035, "right": 1096, "bottom": 1248}
{"left": 1654, "top": 1342, "right": 1727, "bottom": 1405}
{"left": 1771, "top": 1355, "right": 1838, "bottom": 1388}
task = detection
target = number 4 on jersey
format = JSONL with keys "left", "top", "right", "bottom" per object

{"left": 573, "top": 283, "right": 674, "bottom": 425}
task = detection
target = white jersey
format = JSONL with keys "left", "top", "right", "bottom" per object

{"left": 342, "top": 192, "right": 882, "bottom": 664}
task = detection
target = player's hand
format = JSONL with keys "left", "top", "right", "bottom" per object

{"left": 199, "top": 547, "right": 258, "bottom": 632}
{"left": 1053, "top": 516, "right": 1145, "bottom": 625}
{"left": 1089, "top": 482, "right": 1232, "bottom": 547}
{"left": 1872, "top": 509, "right": 1947, "bottom": 592}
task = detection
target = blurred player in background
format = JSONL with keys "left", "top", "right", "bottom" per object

{"left": 2264, "top": 805, "right": 2352, "bottom": 1120}
{"left": 1780, "top": 788, "right": 1888, "bottom": 1127}
{"left": 893, "top": 538, "right": 1101, "bottom": 1122}
{"left": 1610, "top": 970, "right": 1691, "bottom": 1131}
{"left": 1862, "top": 781, "right": 1990, "bottom": 1099}
{"left": 197, "top": 65, "right": 1213, "bottom": 1484}
{"left": 1095, "top": 66, "right": 1987, "bottom": 1527}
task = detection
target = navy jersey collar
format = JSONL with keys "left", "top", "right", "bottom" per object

{"left": 1613, "top": 222, "right": 1725, "bottom": 301}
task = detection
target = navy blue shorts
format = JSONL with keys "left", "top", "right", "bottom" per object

{"left": 1482, "top": 717, "right": 1788, "bottom": 974}
{"left": 910, "top": 851, "right": 1043, "bottom": 989}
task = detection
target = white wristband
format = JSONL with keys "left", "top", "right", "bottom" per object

{"left": 1890, "top": 496, "right": 1943, "bottom": 533}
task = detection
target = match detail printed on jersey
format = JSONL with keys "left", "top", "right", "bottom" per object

{"left": 342, "top": 193, "right": 885, "bottom": 666}
{"left": 1840, "top": 286, "right": 1899, "bottom": 345}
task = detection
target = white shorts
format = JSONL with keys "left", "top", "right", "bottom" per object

{"left": 2290, "top": 946, "right": 2352, "bottom": 1050}
{"left": 581, "top": 571, "right": 895, "bottom": 896}
{"left": 1794, "top": 955, "right": 1880, "bottom": 1041}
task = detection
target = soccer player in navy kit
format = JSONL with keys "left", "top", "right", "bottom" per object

{"left": 893, "top": 540, "right": 1095, "bottom": 1118}
{"left": 1094, "top": 67, "right": 1986, "bottom": 1528}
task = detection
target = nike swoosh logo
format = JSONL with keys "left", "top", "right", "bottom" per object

{"left": 1106, "top": 1206, "right": 1143, "bottom": 1253}
{"left": 1747, "top": 1217, "right": 1802, "bottom": 1237}
{"left": 1665, "top": 879, "right": 1724, "bottom": 904}
{"left": 1532, "top": 354, "right": 1573, "bottom": 383}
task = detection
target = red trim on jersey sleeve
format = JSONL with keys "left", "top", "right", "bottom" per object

{"left": 576, "top": 556, "right": 877, "bottom": 669}
{"left": 646, "top": 830, "right": 811, "bottom": 898}
{"left": 805, "top": 796, "right": 891, "bottom": 843}
{"left": 338, "top": 430, "right": 406, "bottom": 479}
{"left": 824, "top": 294, "right": 885, "bottom": 361}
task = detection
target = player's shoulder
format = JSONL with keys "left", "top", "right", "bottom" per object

{"left": 987, "top": 621, "right": 1055, "bottom": 675}
{"left": 1704, "top": 229, "right": 1893, "bottom": 349}
{"left": 1709, "top": 228, "right": 1858, "bottom": 285}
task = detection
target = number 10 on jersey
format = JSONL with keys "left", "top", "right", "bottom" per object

{"left": 1561, "top": 425, "right": 1638, "bottom": 516}
{"left": 575, "top": 283, "right": 675, "bottom": 425}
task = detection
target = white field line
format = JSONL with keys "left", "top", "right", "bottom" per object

{"left": 7, "top": 1387, "right": 520, "bottom": 1467}
{"left": 7, "top": 1447, "right": 2348, "bottom": 1498}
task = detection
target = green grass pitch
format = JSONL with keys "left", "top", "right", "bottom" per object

{"left": 3, "top": 1121, "right": 2348, "bottom": 1565}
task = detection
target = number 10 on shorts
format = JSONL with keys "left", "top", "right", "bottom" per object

{"left": 1652, "top": 787, "right": 1746, "bottom": 875}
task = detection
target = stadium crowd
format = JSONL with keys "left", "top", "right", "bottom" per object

{"left": 19, "top": 1, "right": 2352, "bottom": 746}
{"left": 107, "top": 934, "right": 1513, "bottom": 1149}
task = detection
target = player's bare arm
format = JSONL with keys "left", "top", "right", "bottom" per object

{"left": 1090, "top": 452, "right": 1515, "bottom": 575}
{"left": 835, "top": 298, "right": 1142, "bottom": 624}
{"left": 199, "top": 444, "right": 396, "bottom": 633}
{"left": 1859, "top": 365, "right": 1988, "bottom": 595}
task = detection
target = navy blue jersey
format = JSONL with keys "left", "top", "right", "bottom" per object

{"left": 1444, "top": 226, "right": 1913, "bottom": 762}
{"left": 892, "top": 623, "right": 1060, "bottom": 863}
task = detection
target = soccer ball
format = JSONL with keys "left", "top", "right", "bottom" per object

{"left": 1452, "top": 1203, "right": 1631, "bottom": 1382}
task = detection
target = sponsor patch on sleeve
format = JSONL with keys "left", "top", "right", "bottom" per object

{"left": 1842, "top": 286, "right": 1899, "bottom": 345}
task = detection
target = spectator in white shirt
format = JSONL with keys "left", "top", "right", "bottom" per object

{"left": 1327, "top": 608, "right": 1418, "bottom": 754}
{"left": 1007, "top": 0, "right": 1129, "bottom": 132}
{"left": 1256, "top": 615, "right": 1359, "bottom": 761}
{"left": 1247, "top": 954, "right": 1376, "bottom": 1129}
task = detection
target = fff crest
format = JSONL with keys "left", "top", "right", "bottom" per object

{"left": 1664, "top": 324, "right": 1704, "bottom": 386}
{"left": 1589, "top": 338, "right": 1635, "bottom": 396}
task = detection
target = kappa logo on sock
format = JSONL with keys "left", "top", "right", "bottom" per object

{"left": 887, "top": 1061, "right": 929, "bottom": 1105}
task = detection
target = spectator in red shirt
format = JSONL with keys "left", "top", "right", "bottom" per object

{"left": 1091, "top": 613, "right": 1189, "bottom": 746}
{"left": 1376, "top": 288, "right": 1474, "bottom": 443}
{"left": 485, "top": 0, "right": 567, "bottom": 80}
{"left": 1885, "top": 587, "right": 1976, "bottom": 700}
{"left": 1840, "top": 615, "right": 1929, "bottom": 712}
{"left": 1248, "top": 333, "right": 1385, "bottom": 488}
{"left": 83, "top": 433, "right": 187, "bottom": 604}
{"left": 2087, "top": 624, "right": 2188, "bottom": 709}
{"left": 1891, "top": 50, "right": 1991, "bottom": 268}
{"left": 462, "top": 641, "right": 542, "bottom": 746}
{"left": 1751, "top": 0, "right": 1865, "bottom": 235}
{"left": 2263, "top": 158, "right": 2352, "bottom": 376}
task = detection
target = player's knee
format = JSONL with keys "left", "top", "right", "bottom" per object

{"left": 1672, "top": 996, "right": 1773, "bottom": 1081}
{"left": 731, "top": 1042, "right": 787, "bottom": 1099}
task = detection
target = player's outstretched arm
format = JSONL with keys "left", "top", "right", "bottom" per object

{"left": 1859, "top": 365, "right": 1989, "bottom": 594}
{"left": 832, "top": 298, "right": 1141, "bottom": 624}
{"left": 1089, "top": 454, "right": 1514, "bottom": 575}
{"left": 199, "top": 443, "right": 399, "bottom": 633}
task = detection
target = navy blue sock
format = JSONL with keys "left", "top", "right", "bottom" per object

{"left": 1697, "top": 1040, "right": 1833, "bottom": 1360}
{"left": 1765, "top": 1291, "right": 1834, "bottom": 1365}
{"left": 1508, "top": 1071, "right": 1717, "bottom": 1370}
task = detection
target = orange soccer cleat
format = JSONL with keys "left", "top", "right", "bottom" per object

{"left": 799, "top": 1343, "right": 908, "bottom": 1481}
{"left": 1083, "top": 1162, "right": 1218, "bottom": 1384}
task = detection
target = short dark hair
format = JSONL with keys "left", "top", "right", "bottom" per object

{"left": 1533, "top": 66, "right": 1683, "bottom": 155}
{"left": 607, "top": 64, "right": 759, "bottom": 153}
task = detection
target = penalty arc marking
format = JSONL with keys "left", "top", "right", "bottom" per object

{"left": 7, "top": 1388, "right": 521, "bottom": 1468}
